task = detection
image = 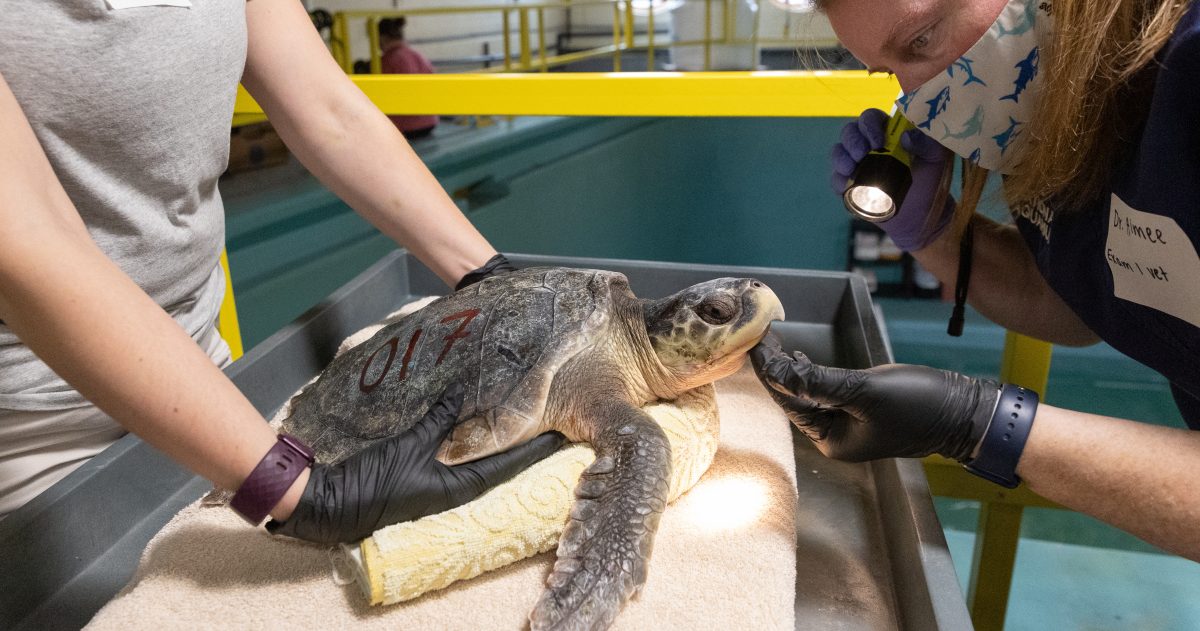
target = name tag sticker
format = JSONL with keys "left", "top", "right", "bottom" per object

{"left": 1105, "top": 194, "right": 1200, "bottom": 328}
{"left": 106, "top": 0, "right": 192, "bottom": 8}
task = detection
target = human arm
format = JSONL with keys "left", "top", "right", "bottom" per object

{"left": 750, "top": 337, "right": 1200, "bottom": 561}
{"left": 0, "top": 72, "right": 292, "bottom": 513}
{"left": 268, "top": 384, "right": 565, "bottom": 543}
{"left": 0, "top": 71, "right": 551, "bottom": 539}
{"left": 1017, "top": 404, "right": 1200, "bottom": 560}
{"left": 910, "top": 214, "right": 1100, "bottom": 346}
{"left": 242, "top": 0, "right": 493, "bottom": 287}
{"left": 833, "top": 109, "right": 1099, "bottom": 346}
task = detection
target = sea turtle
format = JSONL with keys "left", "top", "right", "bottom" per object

{"left": 280, "top": 267, "right": 784, "bottom": 630}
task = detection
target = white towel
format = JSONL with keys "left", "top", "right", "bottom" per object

{"left": 86, "top": 300, "right": 798, "bottom": 630}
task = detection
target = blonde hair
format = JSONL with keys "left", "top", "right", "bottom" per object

{"left": 999, "top": 0, "right": 1190, "bottom": 215}
{"left": 820, "top": 0, "right": 1192, "bottom": 236}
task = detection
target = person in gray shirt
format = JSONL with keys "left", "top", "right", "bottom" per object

{"left": 0, "top": 0, "right": 561, "bottom": 543}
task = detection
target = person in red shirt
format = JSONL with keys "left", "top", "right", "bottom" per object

{"left": 378, "top": 17, "right": 438, "bottom": 140}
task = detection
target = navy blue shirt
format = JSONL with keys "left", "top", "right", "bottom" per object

{"left": 1012, "top": 1, "right": 1200, "bottom": 429}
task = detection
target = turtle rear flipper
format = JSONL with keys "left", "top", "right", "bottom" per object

{"left": 530, "top": 404, "right": 671, "bottom": 631}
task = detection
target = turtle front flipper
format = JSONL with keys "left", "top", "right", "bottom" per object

{"left": 530, "top": 404, "right": 671, "bottom": 631}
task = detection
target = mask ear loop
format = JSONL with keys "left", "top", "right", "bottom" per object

{"left": 947, "top": 219, "right": 973, "bottom": 337}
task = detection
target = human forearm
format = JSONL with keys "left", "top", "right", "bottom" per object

{"left": 242, "top": 0, "right": 495, "bottom": 287}
{"left": 752, "top": 336, "right": 1200, "bottom": 560}
{"left": 1017, "top": 405, "right": 1200, "bottom": 560}
{"left": 0, "top": 70, "right": 303, "bottom": 521}
{"left": 274, "top": 91, "right": 493, "bottom": 284}
{"left": 0, "top": 223, "right": 305, "bottom": 509}
{"left": 912, "top": 215, "right": 1099, "bottom": 346}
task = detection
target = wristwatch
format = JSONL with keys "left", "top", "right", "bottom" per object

{"left": 964, "top": 384, "right": 1039, "bottom": 489}
{"left": 230, "top": 434, "right": 316, "bottom": 525}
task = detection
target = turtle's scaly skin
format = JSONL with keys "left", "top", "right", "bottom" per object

{"left": 280, "top": 267, "right": 783, "bottom": 631}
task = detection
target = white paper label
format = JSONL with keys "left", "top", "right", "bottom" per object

{"left": 106, "top": 0, "right": 192, "bottom": 9}
{"left": 1105, "top": 194, "right": 1200, "bottom": 328}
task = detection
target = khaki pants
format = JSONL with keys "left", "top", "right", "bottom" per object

{"left": 0, "top": 325, "right": 232, "bottom": 518}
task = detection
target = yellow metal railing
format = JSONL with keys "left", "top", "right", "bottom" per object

{"left": 234, "top": 71, "right": 899, "bottom": 118}
{"left": 327, "top": 1, "right": 837, "bottom": 79}
{"left": 335, "top": 2, "right": 632, "bottom": 76}
{"left": 228, "top": 8, "right": 1068, "bottom": 626}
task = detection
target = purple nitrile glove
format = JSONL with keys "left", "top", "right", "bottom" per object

{"left": 830, "top": 108, "right": 956, "bottom": 251}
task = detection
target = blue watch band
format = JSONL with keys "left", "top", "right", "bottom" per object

{"left": 964, "top": 384, "right": 1038, "bottom": 489}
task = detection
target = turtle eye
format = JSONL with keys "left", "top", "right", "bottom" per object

{"left": 695, "top": 297, "right": 736, "bottom": 325}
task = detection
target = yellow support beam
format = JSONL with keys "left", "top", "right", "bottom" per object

{"left": 216, "top": 250, "right": 244, "bottom": 362}
{"left": 537, "top": 8, "right": 548, "bottom": 72}
{"left": 233, "top": 71, "right": 899, "bottom": 118}
{"left": 367, "top": 17, "right": 382, "bottom": 75}
{"left": 231, "top": 113, "right": 268, "bottom": 128}
{"left": 472, "top": 45, "right": 627, "bottom": 74}
{"left": 624, "top": 2, "right": 635, "bottom": 50}
{"left": 332, "top": 12, "right": 352, "bottom": 73}
{"left": 704, "top": 0, "right": 713, "bottom": 72}
{"left": 646, "top": 7, "right": 655, "bottom": 71}
{"left": 1000, "top": 331, "right": 1053, "bottom": 392}
{"left": 339, "top": 1, "right": 616, "bottom": 18}
{"left": 502, "top": 10, "right": 512, "bottom": 71}
{"left": 923, "top": 455, "right": 1060, "bottom": 509}
{"left": 968, "top": 332, "right": 1053, "bottom": 630}
{"left": 968, "top": 502, "right": 1025, "bottom": 631}
{"left": 519, "top": 9, "right": 532, "bottom": 70}
{"left": 724, "top": 0, "right": 734, "bottom": 44}
{"left": 614, "top": 2, "right": 624, "bottom": 71}
{"left": 922, "top": 332, "right": 1053, "bottom": 631}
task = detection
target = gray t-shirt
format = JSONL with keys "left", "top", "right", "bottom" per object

{"left": 0, "top": 1, "right": 247, "bottom": 410}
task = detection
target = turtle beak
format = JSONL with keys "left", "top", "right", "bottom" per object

{"left": 750, "top": 281, "right": 785, "bottom": 329}
{"left": 744, "top": 280, "right": 785, "bottom": 342}
{"left": 727, "top": 280, "right": 785, "bottom": 354}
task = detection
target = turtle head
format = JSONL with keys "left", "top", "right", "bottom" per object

{"left": 642, "top": 277, "right": 785, "bottom": 390}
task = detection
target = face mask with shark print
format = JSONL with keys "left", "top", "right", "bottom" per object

{"left": 896, "top": 0, "right": 1053, "bottom": 174}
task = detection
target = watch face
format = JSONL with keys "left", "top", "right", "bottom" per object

{"left": 279, "top": 433, "right": 316, "bottom": 463}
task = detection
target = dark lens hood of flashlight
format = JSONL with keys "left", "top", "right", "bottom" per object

{"left": 846, "top": 152, "right": 913, "bottom": 216}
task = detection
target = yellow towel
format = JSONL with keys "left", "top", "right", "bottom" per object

{"left": 359, "top": 385, "right": 719, "bottom": 605}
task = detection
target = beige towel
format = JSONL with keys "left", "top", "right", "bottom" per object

{"left": 87, "top": 302, "right": 797, "bottom": 630}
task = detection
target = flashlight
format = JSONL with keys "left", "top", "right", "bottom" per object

{"left": 843, "top": 112, "right": 916, "bottom": 222}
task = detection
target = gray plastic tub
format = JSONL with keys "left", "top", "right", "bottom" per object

{"left": 0, "top": 251, "right": 971, "bottom": 630}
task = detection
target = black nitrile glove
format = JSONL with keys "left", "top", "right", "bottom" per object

{"left": 749, "top": 333, "right": 1000, "bottom": 463}
{"left": 455, "top": 253, "right": 518, "bottom": 291}
{"left": 267, "top": 383, "right": 565, "bottom": 543}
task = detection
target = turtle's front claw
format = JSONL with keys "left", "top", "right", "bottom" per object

{"left": 529, "top": 412, "right": 671, "bottom": 631}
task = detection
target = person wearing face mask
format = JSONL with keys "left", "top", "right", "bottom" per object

{"left": 751, "top": 0, "right": 1200, "bottom": 561}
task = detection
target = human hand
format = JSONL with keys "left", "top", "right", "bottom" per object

{"left": 456, "top": 253, "right": 518, "bottom": 290}
{"left": 831, "top": 108, "right": 956, "bottom": 251}
{"left": 267, "top": 383, "right": 566, "bottom": 543}
{"left": 749, "top": 333, "right": 999, "bottom": 463}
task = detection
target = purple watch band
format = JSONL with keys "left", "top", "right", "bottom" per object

{"left": 230, "top": 434, "right": 316, "bottom": 526}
